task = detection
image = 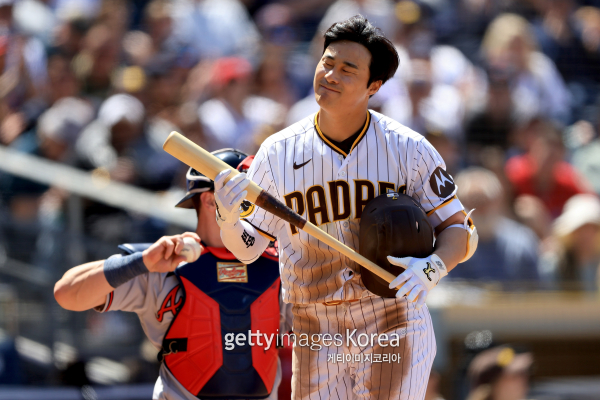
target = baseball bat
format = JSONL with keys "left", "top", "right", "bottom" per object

{"left": 163, "top": 132, "right": 397, "bottom": 284}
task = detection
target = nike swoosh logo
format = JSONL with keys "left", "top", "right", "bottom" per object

{"left": 293, "top": 159, "right": 312, "bottom": 170}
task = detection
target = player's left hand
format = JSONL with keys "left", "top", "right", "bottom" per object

{"left": 387, "top": 254, "right": 448, "bottom": 310}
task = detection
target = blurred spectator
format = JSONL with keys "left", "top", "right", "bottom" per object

{"left": 52, "top": 17, "right": 90, "bottom": 58}
{"left": 72, "top": 23, "right": 120, "bottom": 98}
{"left": 254, "top": 48, "right": 298, "bottom": 109}
{"left": 254, "top": 3, "right": 297, "bottom": 47}
{"left": 451, "top": 167, "right": 540, "bottom": 284}
{"left": 392, "top": 1, "right": 486, "bottom": 110}
{"left": 573, "top": 6, "right": 600, "bottom": 77}
{"left": 571, "top": 119, "right": 600, "bottom": 195}
{"left": 466, "top": 346, "right": 533, "bottom": 400}
{"left": 513, "top": 194, "right": 552, "bottom": 240}
{"left": 383, "top": 1, "right": 486, "bottom": 140}
{"left": 532, "top": 0, "right": 598, "bottom": 85}
{"left": 435, "top": 0, "right": 505, "bottom": 61}
{"left": 198, "top": 57, "right": 286, "bottom": 154}
{"left": 46, "top": 52, "right": 79, "bottom": 104}
{"left": 37, "top": 97, "right": 94, "bottom": 163}
{"left": 539, "top": 194, "right": 600, "bottom": 291}
{"left": 12, "top": 0, "right": 56, "bottom": 46}
{"left": 170, "top": 0, "right": 261, "bottom": 65}
{"left": 122, "top": 0, "right": 188, "bottom": 69}
{"left": 76, "top": 93, "right": 179, "bottom": 190}
{"left": 505, "top": 118, "right": 591, "bottom": 218}
{"left": 426, "top": 131, "right": 460, "bottom": 174}
{"left": 481, "top": 13, "right": 571, "bottom": 123}
{"left": 286, "top": 90, "right": 319, "bottom": 126}
{"left": 465, "top": 67, "right": 514, "bottom": 153}
{"left": 0, "top": 97, "right": 92, "bottom": 226}
{"left": 0, "top": 0, "right": 47, "bottom": 145}
{"left": 316, "top": 0, "right": 397, "bottom": 39}
{"left": 382, "top": 58, "right": 464, "bottom": 139}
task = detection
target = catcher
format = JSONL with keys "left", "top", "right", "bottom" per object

{"left": 54, "top": 149, "right": 282, "bottom": 400}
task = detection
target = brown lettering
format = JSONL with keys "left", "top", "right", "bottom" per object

{"left": 306, "top": 185, "right": 331, "bottom": 226}
{"left": 354, "top": 180, "right": 375, "bottom": 219}
{"left": 328, "top": 180, "right": 351, "bottom": 221}
{"left": 284, "top": 191, "right": 305, "bottom": 235}
{"left": 378, "top": 181, "right": 395, "bottom": 195}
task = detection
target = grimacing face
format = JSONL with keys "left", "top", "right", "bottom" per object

{"left": 313, "top": 40, "right": 382, "bottom": 112}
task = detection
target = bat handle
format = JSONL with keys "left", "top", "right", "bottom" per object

{"left": 254, "top": 190, "right": 308, "bottom": 230}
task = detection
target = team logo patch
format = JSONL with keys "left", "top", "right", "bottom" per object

{"left": 156, "top": 285, "right": 182, "bottom": 322}
{"left": 217, "top": 262, "right": 248, "bottom": 283}
{"left": 240, "top": 200, "right": 255, "bottom": 218}
{"left": 429, "top": 167, "right": 455, "bottom": 198}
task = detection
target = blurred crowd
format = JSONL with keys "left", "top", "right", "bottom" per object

{"left": 1, "top": 0, "right": 600, "bottom": 294}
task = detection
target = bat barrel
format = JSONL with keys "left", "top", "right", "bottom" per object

{"left": 162, "top": 132, "right": 259, "bottom": 203}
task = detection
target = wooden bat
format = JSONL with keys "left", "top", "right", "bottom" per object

{"left": 163, "top": 132, "right": 397, "bottom": 284}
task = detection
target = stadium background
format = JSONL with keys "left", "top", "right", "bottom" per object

{"left": 1, "top": 0, "right": 600, "bottom": 398}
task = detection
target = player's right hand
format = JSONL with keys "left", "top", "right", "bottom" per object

{"left": 214, "top": 169, "right": 250, "bottom": 230}
{"left": 142, "top": 233, "right": 201, "bottom": 273}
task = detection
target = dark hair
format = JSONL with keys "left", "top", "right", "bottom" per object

{"left": 323, "top": 15, "right": 399, "bottom": 87}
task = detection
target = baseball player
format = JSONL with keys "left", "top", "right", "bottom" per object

{"left": 213, "top": 15, "right": 478, "bottom": 400}
{"left": 54, "top": 150, "right": 283, "bottom": 400}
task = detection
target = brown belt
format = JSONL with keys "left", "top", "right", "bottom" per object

{"left": 322, "top": 299, "right": 361, "bottom": 306}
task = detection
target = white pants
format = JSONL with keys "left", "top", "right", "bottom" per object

{"left": 290, "top": 296, "right": 435, "bottom": 400}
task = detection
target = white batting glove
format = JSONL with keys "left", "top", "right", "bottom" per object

{"left": 214, "top": 169, "right": 250, "bottom": 230}
{"left": 387, "top": 254, "right": 448, "bottom": 310}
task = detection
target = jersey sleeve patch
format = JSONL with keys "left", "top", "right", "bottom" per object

{"left": 429, "top": 167, "right": 456, "bottom": 198}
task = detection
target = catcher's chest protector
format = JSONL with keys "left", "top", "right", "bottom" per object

{"left": 161, "top": 246, "right": 280, "bottom": 399}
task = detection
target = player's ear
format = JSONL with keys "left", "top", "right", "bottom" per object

{"left": 367, "top": 80, "right": 382, "bottom": 97}
{"left": 201, "top": 191, "right": 216, "bottom": 211}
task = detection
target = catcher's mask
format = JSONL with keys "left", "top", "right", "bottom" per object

{"left": 358, "top": 192, "right": 434, "bottom": 298}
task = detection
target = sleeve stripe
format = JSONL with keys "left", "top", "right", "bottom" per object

{"left": 99, "top": 291, "right": 114, "bottom": 313}
{"left": 105, "top": 291, "right": 114, "bottom": 312}
{"left": 426, "top": 196, "right": 457, "bottom": 216}
{"left": 242, "top": 219, "right": 277, "bottom": 240}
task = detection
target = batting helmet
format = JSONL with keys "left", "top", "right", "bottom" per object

{"left": 358, "top": 192, "right": 434, "bottom": 298}
{"left": 175, "top": 148, "right": 251, "bottom": 209}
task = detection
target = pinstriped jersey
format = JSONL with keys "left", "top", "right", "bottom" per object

{"left": 244, "top": 110, "right": 465, "bottom": 305}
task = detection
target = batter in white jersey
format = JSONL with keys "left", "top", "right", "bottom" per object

{"left": 215, "top": 15, "right": 478, "bottom": 400}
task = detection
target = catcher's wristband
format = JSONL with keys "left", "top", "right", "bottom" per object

{"left": 103, "top": 252, "right": 148, "bottom": 288}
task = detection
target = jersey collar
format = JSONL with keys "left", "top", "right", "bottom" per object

{"left": 314, "top": 110, "right": 370, "bottom": 157}
{"left": 200, "top": 242, "right": 238, "bottom": 260}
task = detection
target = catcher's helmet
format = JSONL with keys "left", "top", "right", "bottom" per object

{"left": 358, "top": 192, "right": 434, "bottom": 298}
{"left": 175, "top": 148, "right": 251, "bottom": 209}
